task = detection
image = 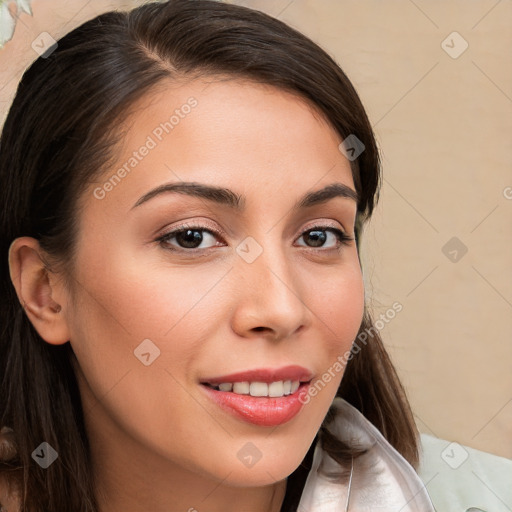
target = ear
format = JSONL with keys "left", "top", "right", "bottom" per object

{"left": 8, "top": 237, "right": 71, "bottom": 345}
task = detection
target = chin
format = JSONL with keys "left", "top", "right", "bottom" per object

{"left": 219, "top": 444, "right": 309, "bottom": 487}
{"left": 222, "top": 461, "right": 298, "bottom": 488}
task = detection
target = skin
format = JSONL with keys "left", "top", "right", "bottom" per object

{"left": 9, "top": 78, "right": 365, "bottom": 512}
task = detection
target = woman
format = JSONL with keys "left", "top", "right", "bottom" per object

{"left": 0, "top": 1, "right": 435, "bottom": 510}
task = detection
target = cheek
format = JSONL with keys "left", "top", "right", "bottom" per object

{"left": 308, "top": 261, "right": 365, "bottom": 348}
{"left": 300, "top": 262, "right": 365, "bottom": 403}
{"left": 66, "top": 257, "right": 227, "bottom": 471}
{"left": 66, "top": 251, "right": 232, "bottom": 419}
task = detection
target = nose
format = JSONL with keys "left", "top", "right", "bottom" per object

{"left": 229, "top": 240, "right": 312, "bottom": 341}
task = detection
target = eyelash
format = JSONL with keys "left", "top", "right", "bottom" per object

{"left": 155, "top": 223, "right": 354, "bottom": 255}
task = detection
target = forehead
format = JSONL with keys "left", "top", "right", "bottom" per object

{"left": 82, "top": 77, "right": 355, "bottom": 218}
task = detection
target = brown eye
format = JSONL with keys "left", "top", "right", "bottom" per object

{"left": 297, "top": 226, "right": 353, "bottom": 250}
{"left": 302, "top": 228, "right": 328, "bottom": 247}
{"left": 173, "top": 229, "right": 206, "bottom": 249}
{"left": 157, "top": 225, "right": 223, "bottom": 251}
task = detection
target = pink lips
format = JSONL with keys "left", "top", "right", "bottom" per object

{"left": 199, "top": 365, "right": 313, "bottom": 427}
{"left": 200, "top": 365, "right": 313, "bottom": 385}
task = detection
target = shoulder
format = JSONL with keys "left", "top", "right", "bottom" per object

{"left": 0, "top": 427, "right": 21, "bottom": 512}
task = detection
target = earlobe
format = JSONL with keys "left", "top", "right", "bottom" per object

{"left": 8, "top": 237, "right": 70, "bottom": 345}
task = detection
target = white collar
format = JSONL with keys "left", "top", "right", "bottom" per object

{"left": 297, "top": 397, "right": 435, "bottom": 511}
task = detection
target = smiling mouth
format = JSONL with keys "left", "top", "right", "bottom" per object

{"left": 200, "top": 364, "right": 314, "bottom": 400}
{"left": 199, "top": 378, "right": 312, "bottom": 427}
{"left": 201, "top": 379, "right": 308, "bottom": 398}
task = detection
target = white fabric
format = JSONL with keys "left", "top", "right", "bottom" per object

{"left": 418, "top": 433, "right": 512, "bottom": 512}
{"left": 0, "top": 0, "right": 32, "bottom": 48}
{"left": 298, "top": 397, "right": 436, "bottom": 511}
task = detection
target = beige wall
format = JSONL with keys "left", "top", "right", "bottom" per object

{"left": 1, "top": 0, "right": 511, "bottom": 459}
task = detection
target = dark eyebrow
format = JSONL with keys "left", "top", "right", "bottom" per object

{"left": 131, "top": 181, "right": 358, "bottom": 211}
{"left": 294, "top": 182, "right": 358, "bottom": 209}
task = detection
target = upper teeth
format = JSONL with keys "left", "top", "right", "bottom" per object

{"left": 209, "top": 380, "right": 301, "bottom": 397}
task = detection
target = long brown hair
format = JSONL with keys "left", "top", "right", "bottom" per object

{"left": 0, "top": 1, "right": 419, "bottom": 510}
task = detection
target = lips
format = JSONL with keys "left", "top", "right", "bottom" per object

{"left": 200, "top": 365, "right": 314, "bottom": 386}
{"left": 200, "top": 381, "right": 311, "bottom": 426}
{"left": 199, "top": 365, "right": 314, "bottom": 426}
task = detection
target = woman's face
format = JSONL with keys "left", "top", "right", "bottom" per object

{"left": 64, "top": 78, "right": 364, "bottom": 488}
